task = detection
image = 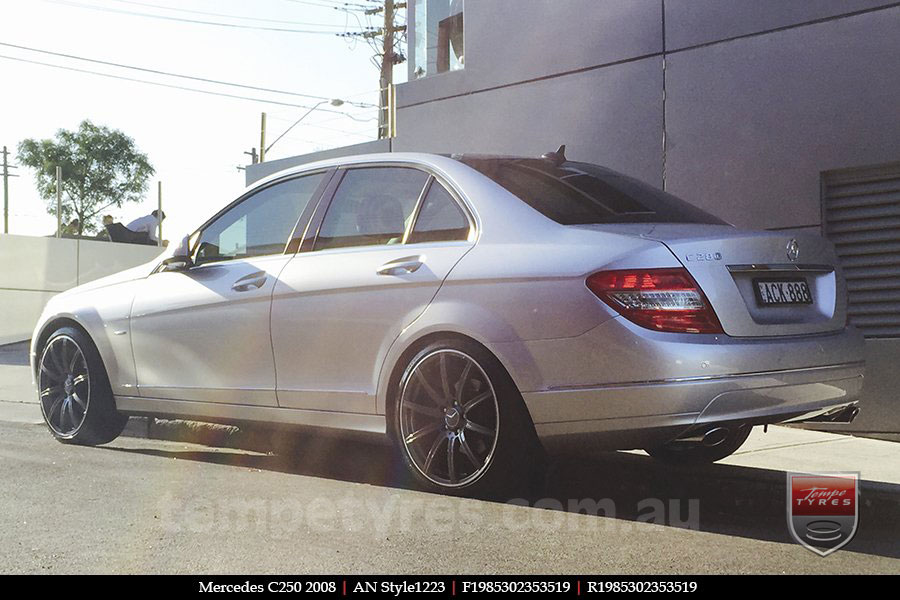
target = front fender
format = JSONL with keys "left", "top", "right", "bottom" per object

{"left": 31, "top": 282, "right": 140, "bottom": 397}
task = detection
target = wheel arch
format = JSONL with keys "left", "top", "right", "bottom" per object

{"left": 32, "top": 316, "right": 117, "bottom": 395}
{"left": 379, "top": 329, "right": 530, "bottom": 442}
{"left": 33, "top": 317, "right": 94, "bottom": 378}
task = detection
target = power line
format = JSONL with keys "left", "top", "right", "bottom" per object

{"left": 0, "top": 41, "right": 377, "bottom": 107}
{"left": 43, "top": 0, "right": 345, "bottom": 34}
{"left": 0, "top": 52, "right": 378, "bottom": 139}
{"left": 283, "top": 0, "right": 372, "bottom": 10}
{"left": 105, "top": 0, "right": 353, "bottom": 28}
{"left": 0, "top": 52, "right": 368, "bottom": 115}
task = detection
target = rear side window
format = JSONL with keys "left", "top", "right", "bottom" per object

{"left": 407, "top": 183, "right": 470, "bottom": 244}
{"left": 316, "top": 167, "right": 429, "bottom": 250}
{"left": 461, "top": 158, "right": 727, "bottom": 226}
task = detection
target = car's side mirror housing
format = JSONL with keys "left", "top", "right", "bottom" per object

{"left": 159, "top": 235, "right": 193, "bottom": 272}
{"left": 159, "top": 256, "right": 193, "bottom": 272}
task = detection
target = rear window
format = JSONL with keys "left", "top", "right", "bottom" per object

{"left": 460, "top": 158, "right": 727, "bottom": 226}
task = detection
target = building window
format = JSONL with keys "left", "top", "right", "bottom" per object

{"left": 413, "top": 0, "right": 464, "bottom": 79}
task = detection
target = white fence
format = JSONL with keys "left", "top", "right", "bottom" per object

{"left": 0, "top": 234, "right": 163, "bottom": 345}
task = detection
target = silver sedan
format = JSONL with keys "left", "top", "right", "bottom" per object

{"left": 31, "top": 150, "right": 865, "bottom": 495}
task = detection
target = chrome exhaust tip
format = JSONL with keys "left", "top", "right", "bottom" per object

{"left": 674, "top": 426, "right": 731, "bottom": 446}
{"left": 701, "top": 427, "right": 729, "bottom": 447}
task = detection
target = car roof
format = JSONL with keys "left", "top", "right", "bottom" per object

{"left": 242, "top": 151, "right": 560, "bottom": 244}
{"left": 245, "top": 151, "right": 546, "bottom": 194}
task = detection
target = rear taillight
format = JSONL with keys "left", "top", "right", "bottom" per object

{"left": 586, "top": 268, "right": 724, "bottom": 334}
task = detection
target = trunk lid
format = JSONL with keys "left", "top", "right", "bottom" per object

{"left": 640, "top": 224, "right": 847, "bottom": 337}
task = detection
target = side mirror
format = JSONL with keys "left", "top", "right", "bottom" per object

{"left": 159, "top": 235, "right": 193, "bottom": 272}
{"left": 159, "top": 256, "right": 193, "bottom": 272}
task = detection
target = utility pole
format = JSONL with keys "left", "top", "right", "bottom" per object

{"left": 259, "top": 112, "right": 267, "bottom": 163}
{"left": 379, "top": 0, "right": 395, "bottom": 139}
{"left": 55, "top": 166, "right": 62, "bottom": 238}
{"left": 2, "top": 146, "right": 19, "bottom": 234}
{"left": 157, "top": 181, "right": 163, "bottom": 248}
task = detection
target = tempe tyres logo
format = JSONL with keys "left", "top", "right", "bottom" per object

{"left": 787, "top": 472, "right": 859, "bottom": 556}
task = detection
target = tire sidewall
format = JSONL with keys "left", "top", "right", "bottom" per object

{"left": 39, "top": 326, "right": 126, "bottom": 445}
{"left": 392, "top": 338, "right": 541, "bottom": 497}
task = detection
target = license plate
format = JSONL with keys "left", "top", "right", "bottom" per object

{"left": 754, "top": 278, "right": 813, "bottom": 306}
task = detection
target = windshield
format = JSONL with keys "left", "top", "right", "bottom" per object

{"left": 460, "top": 158, "right": 728, "bottom": 226}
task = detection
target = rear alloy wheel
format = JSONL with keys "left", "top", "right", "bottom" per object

{"left": 645, "top": 424, "right": 753, "bottom": 464}
{"left": 395, "top": 340, "right": 543, "bottom": 497}
{"left": 38, "top": 327, "right": 128, "bottom": 445}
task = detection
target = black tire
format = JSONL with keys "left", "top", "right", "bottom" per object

{"left": 645, "top": 424, "right": 752, "bottom": 464}
{"left": 37, "top": 326, "right": 128, "bottom": 445}
{"left": 392, "top": 338, "right": 544, "bottom": 498}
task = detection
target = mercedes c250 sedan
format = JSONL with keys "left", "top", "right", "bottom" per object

{"left": 31, "top": 149, "right": 865, "bottom": 495}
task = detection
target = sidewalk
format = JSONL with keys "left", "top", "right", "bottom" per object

{"left": 3, "top": 341, "right": 898, "bottom": 491}
{"left": 0, "top": 341, "right": 38, "bottom": 424}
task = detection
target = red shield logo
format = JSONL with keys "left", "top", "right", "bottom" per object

{"left": 787, "top": 472, "right": 859, "bottom": 556}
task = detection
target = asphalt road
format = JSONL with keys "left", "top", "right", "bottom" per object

{"left": 2, "top": 421, "right": 898, "bottom": 574}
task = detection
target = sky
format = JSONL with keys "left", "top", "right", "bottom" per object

{"left": 0, "top": 0, "right": 405, "bottom": 240}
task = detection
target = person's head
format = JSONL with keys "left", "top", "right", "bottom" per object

{"left": 151, "top": 209, "right": 166, "bottom": 221}
{"left": 102, "top": 215, "right": 114, "bottom": 225}
{"left": 70, "top": 218, "right": 80, "bottom": 227}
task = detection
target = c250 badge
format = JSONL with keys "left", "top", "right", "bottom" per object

{"left": 684, "top": 252, "right": 722, "bottom": 262}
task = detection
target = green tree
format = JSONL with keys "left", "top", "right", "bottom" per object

{"left": 17, "top": 120, "right": 154, "bottom": 235}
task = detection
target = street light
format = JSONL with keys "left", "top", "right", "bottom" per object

{"left": 263, "top": 98, "right": 345, "bottom": 160}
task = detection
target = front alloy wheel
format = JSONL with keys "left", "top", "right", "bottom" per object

{"left": 38, "top": 326, "right": 128, "bottom": 445}
{"left": 39, "top": 335, "right": 90, "bottom": 437}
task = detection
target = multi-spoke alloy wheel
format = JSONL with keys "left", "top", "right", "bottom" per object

{"left": 399, "top": 349, "right": 500, "bottom": 488}
{"left": 37, "top": 327, "right": 128, "bottom": 445}
{"left": 39, "top": 335, "right": 90, "bottom": 437}
{"left": 394, "top": 339, "right": 545, "bottom": 497}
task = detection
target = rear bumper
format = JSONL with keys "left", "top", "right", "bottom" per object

{"left": 523, "top": 361, "right": 864, "bottom": 449}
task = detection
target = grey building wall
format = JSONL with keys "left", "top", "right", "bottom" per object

{"left": 663, "top": 0, "right": 893, "bottom": 50}
{"left": 664, "top": 5, "right": 900, "bottom": 230}
{"left": 395, "top": 57, "right": 665, "bottom": 187}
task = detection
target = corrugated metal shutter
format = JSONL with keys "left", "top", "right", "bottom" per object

{"left": 823, "top": 162, "right": 900, "bottom": 338}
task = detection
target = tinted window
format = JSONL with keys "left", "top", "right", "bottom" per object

{"left": 407, "top": 183, "right": 469, "bottom": 244}
{"left": 461, "top": 158, "right": 727, "bottom": 226}
{"left": 316, "top": 167, "right": 429, "bottom": 250}
{"left": 195, "top": 173, "right": 325, "bottom": 264}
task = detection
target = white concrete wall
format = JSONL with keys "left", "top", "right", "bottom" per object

{"left": 0, "top": 234, "right": 163, "bottom": 345}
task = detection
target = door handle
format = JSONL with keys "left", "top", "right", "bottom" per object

{"left": 231, "top": 271, "right": 267, "bottom": 292}
{"left": 376, "top": 256, "right": 424, "bottom": 276}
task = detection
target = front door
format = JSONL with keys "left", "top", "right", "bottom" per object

{"left": 130, "top": 171, "right": 328, "bottom": 406}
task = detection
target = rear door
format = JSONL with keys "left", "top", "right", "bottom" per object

{"left": 271, "top": 166, "right": 475, "bottom": 413}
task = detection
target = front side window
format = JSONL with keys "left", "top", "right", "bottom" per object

{"left": 412, "top": 0, "right": 464, "bottom": 79}
{"left": 195, "top": 173, "right": 325, "bottom": 264}
{"left": 407, "top": 183, "right": 470, "bottom": 243}
{"left": 316, "top": 167, "right": 429, "bottom": 250}
{"left": 461, "top": 158, "right": 728, "bottom": 226}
